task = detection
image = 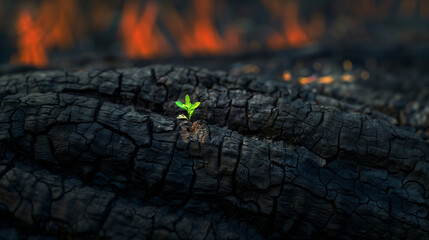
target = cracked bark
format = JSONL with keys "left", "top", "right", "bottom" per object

{"left": 0, "top": 65, "right": 428, "bottom": 239}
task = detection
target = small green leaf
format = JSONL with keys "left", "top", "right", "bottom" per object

{"left": 175, "top": 101, "right": 187, "bottom": 111}
{"left": 191, "top": 102, "right": 200, "bottom": 110}
{"left": 185, "top": 94, "right": 191, "bottom": 108}
{"left": 189, "top": 102, "right": 200, "bottom": 119}
{"left": 177, "top": 114, "right": 188, "bottom": 120}
{"left": 176, "top": 94, "right": 200, "bottom": 121}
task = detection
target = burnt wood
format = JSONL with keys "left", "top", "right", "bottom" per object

{"left": 0, "top": 65, "right": 428, "bottom": 239}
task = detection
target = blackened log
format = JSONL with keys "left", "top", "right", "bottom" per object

{"left": 307, "top": 79, "right": 429, "bottom": 138}
{"left": 0, "top": 66, "right": 428, "bottom": 239}
{"left": 1, "top": 66, "right": 427, "bottom": 164}
{"left": 0, "top": 165, "right": 261, "bottom": 239}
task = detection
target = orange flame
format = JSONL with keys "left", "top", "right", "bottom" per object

{"left": 163, "top": 0, "right": 242, "bottom": 57}
{"left": 37, "top": 0, "right": 86, "bottom": 50}
{"left": 11, "top": 11, "right": 48, "bottom": 67}
{"left": 263, "top": 0, "right": 319, "bottom": 50}
{"left": 119, "top": 0, "right": 171, "bottom": 59}
{"left": 11, "top": 0, "right": 86, "bottom": 66}
{"left": 12, "top": 0, "right": 422, "bottom": 65}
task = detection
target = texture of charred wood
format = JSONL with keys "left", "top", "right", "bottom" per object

{"left": 0, "top": 66, "right": 428, "bottom": 239}
{"left": 306, "top": 79, "right": 429, "bottom": 140}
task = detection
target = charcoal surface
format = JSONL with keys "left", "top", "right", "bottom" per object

{"left": 0, "top": 65, "right": 429, "bottom": 239}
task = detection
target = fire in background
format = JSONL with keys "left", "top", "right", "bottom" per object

{"left": 1, "top": 0, "right": 429, "bottom": 67}
{"left": 10, "top": 0, "right": 85, "bottom": 67}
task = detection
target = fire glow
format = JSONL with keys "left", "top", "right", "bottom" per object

{"left": 262, "top": 0, "right": 324, "bottom": 49}
{"left": 9, "top": 0, "right": 429, "bottom": 67}
{"left": 10, "top": 0, "right": 324, "bottom": 66}
{"left": 118, "top": 0, "right": 171, "bottom": 59}
{"left": 11, "top": 0, "right": 85, "bottom": 67}
{"left": 162, "top": 0, "right": 242, "bottom": 57}
{"left": 11, "top": 10, "right": 48, "bottom": 67}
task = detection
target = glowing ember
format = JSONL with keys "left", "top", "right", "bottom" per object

{"left": 282, "top": 71, "right": 292, "bottom": 81}
{"left": 318, "top": 76, "right": 334, "bottom": 84}
{"left": 341, "top": 74, "right": 355, "bottom": 82}
{"left": 119, "top": 0, "right": 171, "bottom": 59}
{"left": 299, "top": 74, "right": 318, "bottom": 84}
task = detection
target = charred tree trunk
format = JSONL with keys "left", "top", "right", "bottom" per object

{"left": 0, "top": 65, "right": 428, "bottom": 239}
